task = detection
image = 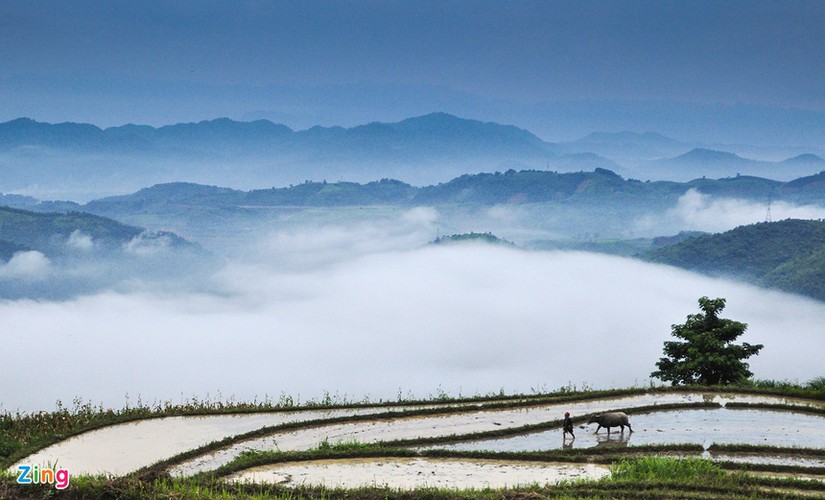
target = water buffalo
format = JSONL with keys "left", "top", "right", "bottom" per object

{"left": 588, "top": 412, "right": 632, "bottom": 435}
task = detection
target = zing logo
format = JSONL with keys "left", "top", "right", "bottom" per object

{"left": 16, "top": 464, "right": 70, "bottom": 490}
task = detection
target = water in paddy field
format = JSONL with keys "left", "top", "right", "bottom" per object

{"left": 226, "top": 458, "right": 612, "bottom": 489}
{"left": 436, "top": 407, "right": 825, "bottom": 452}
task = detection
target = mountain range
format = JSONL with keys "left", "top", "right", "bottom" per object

{"left": 58, "top": 169, "right": 823, "bottom": 213}
{"left": 3, "top": 166, "right": 825, "bottom": 302}
{"left": 2, "top": 113, "right": 824, "bottom": 202}
{"left": 0, "top": 167, "right": 817, "bottom": 255}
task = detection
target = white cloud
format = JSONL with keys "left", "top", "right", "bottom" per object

{"left": 402, "top": 206, "right": 439, "bottom": 226}
{"left": 67, "top": 230, "right": 94, "bottom": 251}
{"left": 236, "top": 207, "right": 440, "bottom": 272}
{"left": 1, "top": 239, "right": 823, "bottom": 413}
{"left": 636, "top": 189, "right": 825, "bottom": 234}
{"left": 0, "top": 251, "right": 51, "bottom": 281}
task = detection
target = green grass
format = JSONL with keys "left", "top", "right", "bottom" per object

{"left": 610, "top": 456, "right": 726, "bottom": 482}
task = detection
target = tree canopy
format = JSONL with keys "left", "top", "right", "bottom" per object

{"left": 651, "top": 297, "right": 763, "bottom": 386}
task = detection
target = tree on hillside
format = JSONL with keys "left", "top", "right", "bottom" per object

{"left": 651, "top": 297, "right": 763, "bottom": 386}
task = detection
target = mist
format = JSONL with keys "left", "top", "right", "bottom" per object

{"left": 0, "top": 230, "right": 217, "bottom": 300}
{"left": 2, "top": 215, "right": 824, "bottom": 413}
{"left": 634, "top": 189, "right": 825, "bottom": 236}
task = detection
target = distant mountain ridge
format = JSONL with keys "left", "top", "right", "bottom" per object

{"left": 2, "top": 114, "right": 823, "bottom": 201}
{"left": 644, "top": 148, "right": 825, "bottom": 181}
{"left": 0, "top": 113, "right": 550, "bottom": 156}
{"left": 782, "top": 153, "right": 825, "bottom": 165}
{"left": 1, "top": 113, "right": 613, "bottom": 198}
{"left": 17, "top": 168, "right": 820, "bottom": 218}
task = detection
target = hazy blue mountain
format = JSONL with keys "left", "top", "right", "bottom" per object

{"left": 649, "top": 148, "right": 761, "bottom": 175}
{"left": 0, "top": 117, "right": 295, "bottom": 153}
{"left": 2, "top": 114, "right": 823, "bottom": 201}
{"left": 675, "top": 148, "right": 754, "bottom": 164}
{"left": 559, "top": 131, "right": 688, "bottom": 163}
{"left": 642, "top": 148, "right": 821, "bottom": 181}
{"left": 0, "top": 113, "right": 589, "bottom": 199}
{"left": 284, "top": 112, "right": 563, "bottom": 166}
{"left": 644, "top": 219, "right": 825, "bottom": 301}
{"left": 0, "top": 192, "right": 39, "bottom": 208}
{"left": 0, "top": 115, "right": 687, "bottom": 165}
{"left": 781, "top": 153, "right": 825, "bottom": 166}
{"left": 0, "top": 117, "right": 106, "bottom": 149}
{"left": 9, "top": 74, "right": 825, "bottom": 147}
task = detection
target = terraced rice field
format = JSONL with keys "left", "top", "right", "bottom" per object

{"left": 6, "top": 390, "right": 825, "bottom": 495}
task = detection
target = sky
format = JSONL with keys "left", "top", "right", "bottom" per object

{"left": 2, "top": 1, "right": 825, "bottom": 134}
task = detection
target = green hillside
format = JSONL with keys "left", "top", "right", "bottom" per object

{"left": 645, "top": 219, "right": 825, "bottom": 301}
{"left": 0, "top": 206, "right": 192, "bottom": 256}
{"left": 763, "top": 246, "right": 825, "bottom": 302}
{"left": 245, "top": 178, "right": 418, "bottom": 206}
{"left": 0, "top": 238, "right": 28, "bottom": 261}
{"left": 75, "top": 168, "right": 817, "bottom": 211}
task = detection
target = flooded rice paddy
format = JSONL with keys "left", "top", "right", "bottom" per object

{"left": 226, "top": 457, "right": 612, "bottom": 489}
{"left": 10, "top": 391, "right": 825, "bottom": 482}
{"left": 170, "top": 392, "right": 721, "bottom": 476}
{"left": 9, "top": 406, "right": 423, "bottom": 476}
{"left": 170, "top": 393, "right": 825, "bottom": 476}
{"left": 435, "top": 407, "right": 825, "bottom": 452}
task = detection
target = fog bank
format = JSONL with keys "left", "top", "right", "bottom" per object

{"left": 636, "top": 189, "right": 825, "bottom": 235}
{"left": 2, "top": 236, "right": 823, "bottom": 413}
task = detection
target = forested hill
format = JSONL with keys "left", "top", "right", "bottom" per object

{"left": 67, "top": 169, "right": 825, "bottom": 215}
{"left": 0, "top": 206, "right": 194, "bottom": 258}
{"left": 644, "top": 219, "right": 825, "bottom": 301}
{"left": 0, "top": 238, "right": 28, "bottom": 261}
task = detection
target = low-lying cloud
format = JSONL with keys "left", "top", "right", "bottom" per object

{"left": 66, "top": 230, "right": 95, "bottom": 251}
{"left": 2, "top": 220, "right": 824, "bottom": 412}
{"left": 0, "top": 250, "right": 51, "bottom": 281}
{"left": 636, "top": 189, "right": 825, "bottom": 235}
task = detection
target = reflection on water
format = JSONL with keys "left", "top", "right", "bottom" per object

{"left": 595, "top": 433, "right": 630, "bottom": 448}
{"left": 435, "top": 408, "right": 825, "bottom": 453}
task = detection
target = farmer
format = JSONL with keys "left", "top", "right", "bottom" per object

{"left": 563, "top": 411, "right": 575, "bottom": 439}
